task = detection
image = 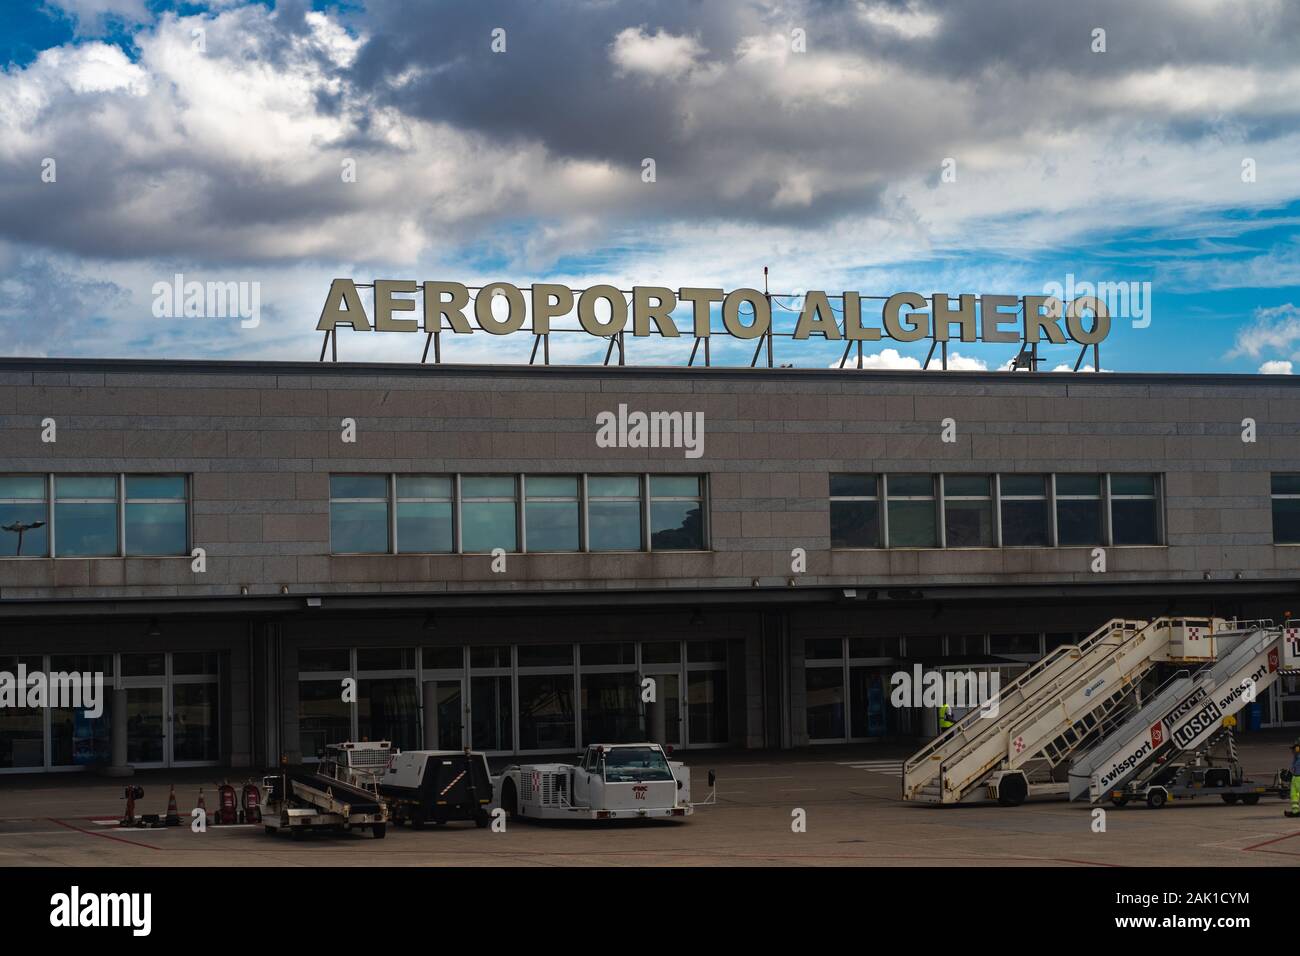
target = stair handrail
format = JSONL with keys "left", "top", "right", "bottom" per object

{"left": 909, "top": 621, "right": 1144, "bottom": 785}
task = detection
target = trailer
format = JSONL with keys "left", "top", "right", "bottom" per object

{"left": 260, "top": 741, "right": 391, "bottom": 839}
{"left": 380, "top": 749, "right": 494, "bottom": 828}
{"left": 492, "top": 743, "right": 693, "bottom": 821}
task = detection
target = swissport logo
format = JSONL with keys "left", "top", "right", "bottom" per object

{"left": 1150, "top": 722, "right": 1164, "bottom": 747}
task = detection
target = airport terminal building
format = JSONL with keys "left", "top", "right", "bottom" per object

{"left": 2, "top": 356, "right": 1300, "bottom": 773}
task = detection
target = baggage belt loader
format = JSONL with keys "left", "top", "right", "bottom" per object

{"left": 261, "top": 740, "right": 391, "bottom": 838}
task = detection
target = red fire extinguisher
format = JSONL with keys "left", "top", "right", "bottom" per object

{"left": 215, "top": 782, "right": 238, "bottom": 825}
{"left": 241, "top": 781, "right": 262, "bottom": 824}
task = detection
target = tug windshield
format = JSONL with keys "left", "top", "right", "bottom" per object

{"left": 602, "top": 747, "right": 674, "bottom": 783}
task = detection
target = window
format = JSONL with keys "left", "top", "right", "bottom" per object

{"left": 0, "top": 476, "right": 48, "bottom": 557}
{"left": 886, "top": 474, "right": 937, "bottom": 547}
{"left": 1273, "top": 474, "right": 1300, "bottom": 544}
{"left": 460, "top": 476, "right": 518, "bottom": 553}
{"left": 54, "top": 476, "right": 118, "bottom": 557}
{"left": 587, "top": 476, "right": 642, "bottom": 551}
{"left": 999, "top": 474, "right": 1049, "bottom": 547}
{"left": 329, "top": 475, "right": 389, "bottom": 554}
{"left": 125, "top": 475, "right": 188, "bottom": 555}
{"left": 525, "top": 476, "right": 580, "bottom": 552}
{"left": 649, "top": 475, "right": 704, "bottom": 550}
{"left": 942, "top": 475, "right": 993, "bottom": 547}
{"left": 396, "top": 476, "right": 453, "bottom": 553}
{"left": 1110, "top": 474, "right": 1160, "bottom": 545}
{"left": 1055, "top": 474, "right": 1103, "bottom": 547}
{"left": 830, "top": 474, "right": 880, "bottom": 548}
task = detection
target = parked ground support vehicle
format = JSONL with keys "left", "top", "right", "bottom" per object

{"left": 380, "top": 749, "right": 493, "bottom": 828}
{"left": 492, "top": 743, "right": 693, "bottom": 821}
{"left": 261, "top": 740, "right": 391, "bottom": 839}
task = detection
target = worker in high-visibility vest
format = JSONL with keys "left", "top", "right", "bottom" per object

{"left": 938, "top": 704, "right": 955, "bottom": 733}
{"left": 1288, "top": 739, "right": 1300, "bottom": 818}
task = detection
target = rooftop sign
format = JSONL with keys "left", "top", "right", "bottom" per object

{"left": 317, "top": 279, "right": 1110, "bottom": 346}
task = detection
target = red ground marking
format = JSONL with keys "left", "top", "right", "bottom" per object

{"left": 1242, "top": 829, "right": 1300, "bottom": 856}
{"left": 47, "top": 817, "right": 164, "bottom": 851}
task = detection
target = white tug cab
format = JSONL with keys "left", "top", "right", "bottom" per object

{"left": 492, "top": 743, "right": 694, "bottom": 821}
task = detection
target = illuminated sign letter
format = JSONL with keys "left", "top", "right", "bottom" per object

{"left": 475, "top": 282, "right": 526, "bottom": 335}
{"left": 531, "top": 284, "right": 574, "bottom": 336}
{"left": 979, "top": 295, "right": 1021, "bottom": 343}
{"left": 722, "top": 289, "right": 770, "bottom": 340}
{"left": 1022, "top": 296, "right": 1066, "bottom": 344}
{"left": 883, "top": 292, "right": 929, "bottom": 342}
{"left": 374, "top": 279, "right": 418, "bottom": 332}
{"left": 793, "top": 291, "right": 840, "bottom": 340}
{"left": 632, "top": 286, "right": 679, "bottom": 337}
{"left": 931, "top": 293, "right": 978, "bottom": 342}
{"left": 578, "top": 285, "right": 628, "bottom": 336}
{"left": 842, "top": 292, "right": 880, "bottom": 341}
{"left": 679, "top": 288, "right": 724, "bottom": 337}
{"left": 423, "top": 281, "right": 473, "bottom": 333}
{"left": 1067, "top": 295, "right": 1110, "bottom": 345}
{"left": 317, "top": 278, "right": 371, "bottom": 332}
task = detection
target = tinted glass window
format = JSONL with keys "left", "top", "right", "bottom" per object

{"left": 588, "top": 476, "right": 642, "bottom": 551}
{"left": 0, "top": 476, "right": 48, "bottom": 557}
{"left": 54, "top": 475, "right": 118, "bottom": 557}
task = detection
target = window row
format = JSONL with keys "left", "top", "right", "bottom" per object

{"left": 0, "top": 475, "right": 189, "bottom": 558}
{"left": 829, "top": 473, "right": 1162, "bottom": 549}
{"left": 329, "top": 474, "right": 707, "bottom": 555}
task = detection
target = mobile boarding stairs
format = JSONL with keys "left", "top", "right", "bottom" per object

{"left": 901, "top": 617, "right": 1300, "bottom": 806}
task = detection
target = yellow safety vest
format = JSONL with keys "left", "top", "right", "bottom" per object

{"left": 939, "top": 705, "right": 955, "bottom": 730}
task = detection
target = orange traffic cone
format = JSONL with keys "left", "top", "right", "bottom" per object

{"left": 164, "top": 785, "right": 180, "bottom": 826}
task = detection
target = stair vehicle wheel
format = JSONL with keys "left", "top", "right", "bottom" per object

{"left": 1111, "top": 794, "right": 1129, "bottom": 807}
{"left": 1242, "top": 793, "right": 1260, "bottom": 805}
{"left": 1221, "top": 793, "right": 1239, "bottom": 805}
{"left": 411, "top": 809, "right": 425, "bottom": 830}
{"left": 1146, "top": 788, "right": 1167, "bottom": 809}
{"left": 371, "top": 823, "right": 387, "bottom": 839}
{"left": 502, "top": 780, "right": 518, "bottom": 819}
{"left": 474, "top": 810, "right": 490, "bottom": 829}
{"left": 264, "top": 825, "right": 275, "bottom": 835}
{"left": 996, "top": 773, "right": 1028, "bottom": 807}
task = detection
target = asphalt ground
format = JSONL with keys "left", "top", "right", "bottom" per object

{"left": 2, "top": 734, "right": 1299, "bottom": 867}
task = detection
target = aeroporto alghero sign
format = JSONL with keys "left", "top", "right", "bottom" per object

{"left": 317, "top": 279, "right": 1111, "bottom": 346}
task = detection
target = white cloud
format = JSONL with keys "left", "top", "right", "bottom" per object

{"left": 610, "top": 27, "right": 709, "bottom": 81}
{"left": 1259, "top": 359, "right": 1293, "bottom": 374}
{"left": 1228, "top": 303, "right": 1300, "bottom": 359}
{"left": 858, "top": 2, "right": 941, "bottom": 39}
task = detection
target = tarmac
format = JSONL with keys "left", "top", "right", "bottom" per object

{"left": 2, "top": 733, "right": 1299, "bottom": 867}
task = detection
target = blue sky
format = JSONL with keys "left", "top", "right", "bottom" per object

{"left": 1, "top": 0, "right": 1298, "bottom": 374}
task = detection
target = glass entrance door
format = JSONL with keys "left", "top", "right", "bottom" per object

{"left": 125, "top": 686, "right": 167, "bottom": 766}
{"left": 427, "top": 679, "right": 465, "bottom": 750}
{"left": 642, "top": 671, "right": 682, "bottom": 748}
{"left": 121, "top": 651, "right": 221, "bottom": 769}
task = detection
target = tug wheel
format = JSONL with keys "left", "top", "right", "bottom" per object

{"left": 474, "top": 810, "right": 491, "bottom": 829}
{"left": 1242, "top": 794, "right": 1261, "bottom": 806}
{"left": 371, "top": 823, "right": 387, "bottom": 839}
{"left": 502, "top": 780, "right": 519, "bottom": 818}
{"left": 1221, "top": 793, "right": 1239, "bottom": 805}
{"left": 264, "top": 825, "right": 275, "bottom": 835}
